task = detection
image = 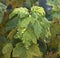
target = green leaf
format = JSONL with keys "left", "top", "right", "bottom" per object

{"left": 20, "top": 15, "right": 31, "bottom": 28}
{"left": 2, "top": 43, "right": 13, "bottom": 58}
{"left": 0, "top": 2, "right": 6, "bottom": 23}
{"left": 5, "top": 17, "right": 18, "bottom": 32}
{"left": 9, "top": 8, "right": 20, "bottom": 19}
{"left": 22, "top": 27, "right": 37, "bottom": 48}
{"left": 13, "top": 43, "right": 42, "bottom": 58}
{"left": 29, "top": 44, "right": 42, "bottom": 57}
{"left": 9, "top": 7, "right": 29, "bottom": 19}
{"left": 52, "top": 11, "right": 60, "bottom": 19}
{"left": 32, "top": 20, "right": 43, "bottom": 38}
{"left": 12, "top": 43, "right": 26, "bottom": 58}
{"left": 46, "top": 0, "right": 60, "bottom": 11}
{"left": 32, "top": 16, "right": 51, "bottom": 41}
{"left": 31, "top": 6, "right": 45, "bottom": 16}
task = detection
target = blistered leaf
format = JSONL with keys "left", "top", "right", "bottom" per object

{"left": 9, "top": 7, "right": 29, "bottom": 19}
{"left": 31, "top": 6, "right": 45, "bottom": 16}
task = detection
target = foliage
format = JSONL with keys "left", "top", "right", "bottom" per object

{"left": 12, "top": 43, "right": 42, "bottom": 58}
{"left": 0, "top": 0, "right": 60, "bottom": 58}
{"left": 47, "top": 0, "right": 60, "bottom": 20}
{"left": 48, "top": 23, "right": 60, "bottom": 52}
{"left": 0, "top": 3, "right": 51, "bottom": 58}
{"left": 9, "top": 6, "right": 50, "bottom": 48}
{"left": 46, "top": 0, "right": 60, "bottom": 57}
